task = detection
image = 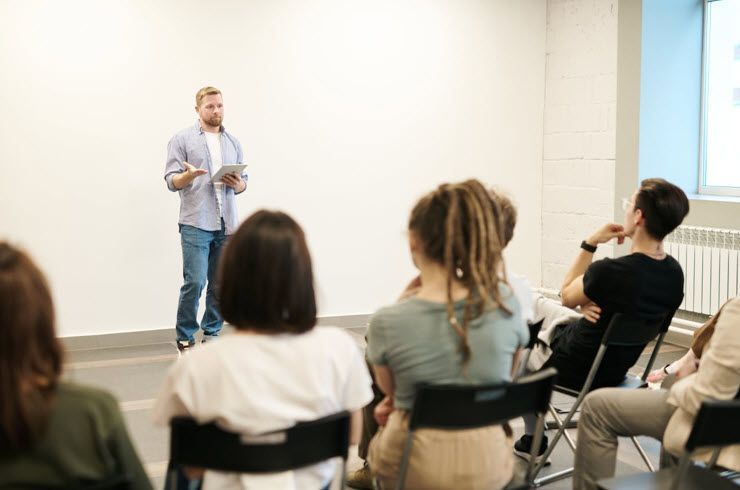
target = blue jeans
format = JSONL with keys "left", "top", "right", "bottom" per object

{"left": 176, "top": 222, "right": 227, "bottom": 343}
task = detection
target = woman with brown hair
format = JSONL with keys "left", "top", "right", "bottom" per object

{"left": 0, "top": 243, "right": 151, "bottom": 489}
{"left": 646, "top": 298, "right": 733, "bottom": 383}
{"left": 152, "top": 210, "right": 373, "bottom": 490}
{"left": 366, "top": 180, "right": 529, "bottom": 489}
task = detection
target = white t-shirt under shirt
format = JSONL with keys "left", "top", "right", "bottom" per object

{"left": 204, "top": 131, "right": 224, "bottom": 218}
{"left": 152, "top": 327, "right": 373, "bottom": 490}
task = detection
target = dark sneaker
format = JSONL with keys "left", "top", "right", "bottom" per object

{"left": 201, "top": 334, "right": 219, "bottom": 344}
{"left": 346, "top": 463, "right": 372, "bottom": 489}
{"left": 177, "top": 340, "right": 195, "bottom": 356}
{"left": 514, "top": 434, "right": 550, "bottom": 466}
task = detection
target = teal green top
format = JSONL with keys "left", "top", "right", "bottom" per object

{"left": 366, "top": 288, "right": 529, "bottom": 410}
{"left": 0, "top": 382, "right": 152, "bottom": 490}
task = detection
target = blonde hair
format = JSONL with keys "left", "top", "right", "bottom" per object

{"left": 409, "top": 179, "right": 511, "bottom": 371}
{"left": 195, "top": 86, "right": 222, "bottom": 108}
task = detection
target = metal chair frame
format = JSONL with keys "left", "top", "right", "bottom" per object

{"left": 596, "top": 398, "right": 740, "bottom": 490}
{"left": 531, "top": 312, "right": 673, "bottom": 486}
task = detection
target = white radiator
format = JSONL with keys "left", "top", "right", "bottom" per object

{"left": 664, "top": 226, "right": 740, "bottom": 315}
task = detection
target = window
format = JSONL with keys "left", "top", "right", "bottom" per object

{"left": 700, "top": 0, "right": 740, "bottom": 196}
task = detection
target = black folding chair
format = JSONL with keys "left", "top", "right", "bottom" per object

{"left": 29, "top": 476, "right": 131, "bottom": 490}
{"left": 532, "top": 312, "right": 673, "bottom": 486}
{"left": 168, "top": 411, "right": 350, "bottom": 489}
{"left": 597, "top": 399, "right": 740, "bottom": 490}
{"left": 390, "top": 368, "right": 557, "bottom": 490}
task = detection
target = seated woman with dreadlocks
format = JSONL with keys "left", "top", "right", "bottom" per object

{"left": 365, "top": 179, "right": 529, "bottom": 490}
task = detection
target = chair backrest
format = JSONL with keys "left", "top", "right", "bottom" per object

{"left": 601, "top": 312, "right": 671, "bottom": 347}
{"left": 684, "top": 399, "right": 740, "bottom": 452}
{"left": 408, "top": 368, "right": 557, "bottom": 431}
{"left": 169, "top": 411, "right": 350, "bottom": 473}
{"left": 31, "top": 476, "right": 131, "bottom": 490}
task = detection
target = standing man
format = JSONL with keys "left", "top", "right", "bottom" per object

{"left": 164, "top": 87, "right": 247, "bottom": 353}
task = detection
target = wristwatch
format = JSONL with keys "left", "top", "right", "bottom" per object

{"left": 580, "top": 240, "right": 597, "bottom": 253}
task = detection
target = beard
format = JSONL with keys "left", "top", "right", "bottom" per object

{"left": 204, "top": 115, "right": 223, "bottom": 127}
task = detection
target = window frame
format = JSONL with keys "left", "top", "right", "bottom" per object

{"left": 698, "top": 0, "right": 740, "bottom": 198}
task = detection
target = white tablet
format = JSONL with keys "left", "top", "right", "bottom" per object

{"left": 211, "top": 164, "right": 247, "bottom": 183}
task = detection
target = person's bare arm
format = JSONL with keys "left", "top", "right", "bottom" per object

{"left": 373, "top": 365, "right": 395, "bottom": 395}
{"left": 172, "top": 162, "right": 208, "bottom": 189}
{"left": 372, "top": 365, "right": 396, "bottom": 426}
{"left": 670, "top": 298, "right": 740, "bottom": 415}
{"left": 511, "top": 348, "right": 523, "bottom": 378}
{"left": 560, "top": 223, "right": 625, "bottom": 308}
{"left": 580, "top": 302, "right": 602, "bottom": 324}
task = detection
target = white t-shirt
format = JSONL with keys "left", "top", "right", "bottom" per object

{"left": 204, "top": 131, "right": 224, "bottom": 218}
{"left": 152, "top": 327, "right": 373, "bottom": 490}
{"left": 507, "top": 271, "right": 535, "bottom": 324}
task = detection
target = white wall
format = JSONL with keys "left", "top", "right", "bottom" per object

{"left": 541, "top": 0, "right": 618, "bottom": 289}
{"left": 0, "top": 0, "right": 545, "bottom": 337}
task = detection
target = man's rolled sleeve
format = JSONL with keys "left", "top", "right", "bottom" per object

{"left": 235, "top": 139, "right": 248, "bottom": 194}
{"left": 164, "top": 136, "right": 186, "bottom": 192}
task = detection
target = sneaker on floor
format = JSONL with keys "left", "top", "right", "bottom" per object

{"left": 346, "top": 464, "right": 372, "bottom": 489}
{"left": 201, "top": 334, "right": 219, "bottom": 344}
{"left": 177, "top": 340, "right": 195, "bottom": 356}
{"left": 514, "top": 434, "right": 550, "bottom": 466}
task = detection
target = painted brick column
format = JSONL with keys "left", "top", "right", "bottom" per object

{"left": 541, "top": 0, "right": 618, "bottom": 290}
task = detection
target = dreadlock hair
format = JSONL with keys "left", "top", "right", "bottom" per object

{"left": 408, "top": 179, "right": 511, "bottom": 371}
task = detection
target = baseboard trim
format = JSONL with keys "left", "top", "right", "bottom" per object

{"left": 664, "top": 328, "right": 692, "bottom": 349}
{"left": 61, "top": 314, "right": 371, "bottom": 352}
{"left": 62, "top": 328, "right": 174, "bottom": 351}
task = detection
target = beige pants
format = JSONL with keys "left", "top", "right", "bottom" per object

{"left": 368, "top": 410, "right": 514, "bottom": 490}
{"left": 573, "top": 388, "right": 678, "bottom": 490}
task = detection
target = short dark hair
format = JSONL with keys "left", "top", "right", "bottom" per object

{"left": 634, "top": 178, "right": 689, "bottom": 240}
{"left": 0, "top": 242, "right": 62, "bottom": 450}
{"left": 217, "top": 210, "right": 317, "bottom": 334}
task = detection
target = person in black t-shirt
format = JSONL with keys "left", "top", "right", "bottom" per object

{"left": 515, "top": 178, "right": 689, "bottom": 462}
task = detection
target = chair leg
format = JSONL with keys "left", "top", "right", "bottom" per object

{"left": 630, "top": 436, "right": 656, "bottom": 472}
{"left": 167, "top": 467, "right": 177, "bottom": 490}
{"left": 531, "top": 399, "right": 582, "bottom": 483}
{"left": 640, "top": 332, "right": 666, "bottom": 382}
{"left": 525, "top": 414, "right": 546, "bottom": 485}
{"left": 530, "top": 405, "right": 576, "bottom": 486}
{"left": 395, "top": 431, "right": 415, "bottom": 490}
{"left": 708, "top": 446, "right": 721, "bottom": 469}
{"left": 533, "top": 345, "right": 608, "bottom": 484}
{"left": 534, "top": 468, "right": 575, "bottom": 486}
{"left": 340, "top": 458, "right": 347, "bottom": 490}
{"left": 548, "top": 404, "right": 577, "bottom": 452}
{"left": 672, "top": 454, "right": 692, "bottom": 490}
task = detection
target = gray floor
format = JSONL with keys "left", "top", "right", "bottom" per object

{"left": 62, "top": 325, "right": 688, "bottom": 489}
